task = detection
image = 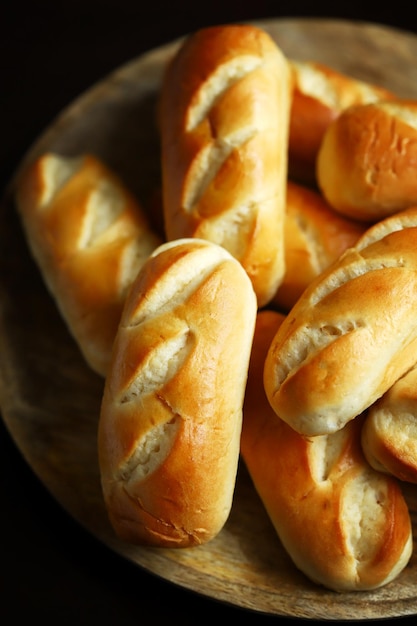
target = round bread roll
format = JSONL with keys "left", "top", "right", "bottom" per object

{"left": 15, "top": 152, "right": 162, "bottom": 376}
{"left": 98, "top": 237, "right": 257, "bottom": 548}
{"left": 264, "top": 215, "right": 417, "bottom": 436}
{"left": 272, "top": 180, "right": 365, "bottom": 311}
{"left": 159, "top": 24, "right": 292, "bottom": 307}
{"left": 288, "top": 60, "right": 393, "bottom": 184}
{"left": 242, "top": 310, "right": 413, "bottom": 592}
{"left": 316, "top": 100, "right": 417, "bottom": 222}
{"left": 361, "top": 362, "right": 417, "bottom": 484}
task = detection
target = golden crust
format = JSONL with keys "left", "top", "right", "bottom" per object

{"left": 159, "top": 24, "right": 292, "bottom": 307}
{"left": 362, "top": 362, "right": 417, "bottom": 483}
{"left": 264, "top": 214, "right": 417, "bottom": 436}
{"left": 272, "top": 181, "right": 365, "bottom": 311}
{"left": 98, "top": 238, "right": 257, "bottom": 548}
{"left": 317, "top": 100, "right": 417, "bottom": 221}
{"left": 242, "top": 310, "right": 412, "bottom": 592}
{"left": 15, "top": 153, "right": 162, "bottom": 376}
{"left": 288, "top": 60, "right": 393, "bottom": 184}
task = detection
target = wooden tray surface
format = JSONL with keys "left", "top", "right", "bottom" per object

{"left": 2, "top": 18, "right": 417, "bottom": 620}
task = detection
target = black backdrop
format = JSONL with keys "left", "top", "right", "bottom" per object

{"left": 2, "top": 2, "right": 417, "bottom": 624}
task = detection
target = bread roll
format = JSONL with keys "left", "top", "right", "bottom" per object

{"left": 98, "top": 238, "right": 257, "bottom": 548}
{"left": 317, "top": 100, "right": 417, "bottom": 221}
{"left": 159, "top": 24, "right": 292, "bottom": 307}
{"left": 264, "top": 217, "right": 417, "bottom": 436}
{"left": 271, "top": 181, "right": 365, "bottom": 311}
{"left": 361, "top": 362, "right": 417, "bottom": 484}
{"left": 358, "top": 208, "right": 417, "bottom": 482}
{"left": 288, "top": 60, "right": 393, "bottom": 184}
{"left": 242, "top": 310, "right": 412, "bottom": 592}
{"left": 15, "top": 153, "right": 162, "bottom": 376}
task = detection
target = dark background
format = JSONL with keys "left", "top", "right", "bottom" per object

{"left": 2, "top": 1, "right": 417, "bottom": 624}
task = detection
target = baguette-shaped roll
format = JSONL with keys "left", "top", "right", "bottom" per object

{"left": 272, "top": 181, "right": 365, "bottom": 311}
{"left": 264, "top": 218, "right": 417, "bottom": 436}
{"left": 15, "top": 153, "right": 162, "bottom": 376}
{"left": 98, "top": 238, "right": 257, "bottom": 548}
{"left": 289, "top": 60, "right": 393, "bottom": 184}
{"left": 159, "top": 24, "right": 291, "bottom": 307}
{"left": 362, "top": 362, "right": 417, "bottom": 484}
{"left": 317, "top": 100, "right": 417, "bottom": 221}
{"left": 358, "top": 209, "right": 417, "bottom": 482}
{"left": 242, "top": 310, "right": 413, "bottom": 592}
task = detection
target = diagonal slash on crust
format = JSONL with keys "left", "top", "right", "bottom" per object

{"left": 183, "top": 55, "right": 262, "bottom": 213}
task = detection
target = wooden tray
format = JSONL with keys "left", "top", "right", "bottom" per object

{"left": 2, "top": 17, "right": 417, "bottom": 620}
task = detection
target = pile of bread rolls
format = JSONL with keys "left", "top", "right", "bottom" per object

{"left": 15, "top": 22, "right": 417, "bottom": 592}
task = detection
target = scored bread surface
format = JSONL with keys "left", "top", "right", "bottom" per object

{"left": 159, "top": 24, "right": 291, "bottom": 307}
{"left": 271, "top": 181, "right": 365, "bottom": 311}
{"left": 242, "top": 310, "right": 412, "bottom": 592}
{"left": 264, "top": 215, "right": 417, "bottom": 436}
{"left": 362, "top": 360, "right": 417, "bottom": 483}
{"left": 15, "top": 153, "right": 162, "bottom": 376}
{"left": 98, "top": 238, "right": 257, "bottom": 548}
